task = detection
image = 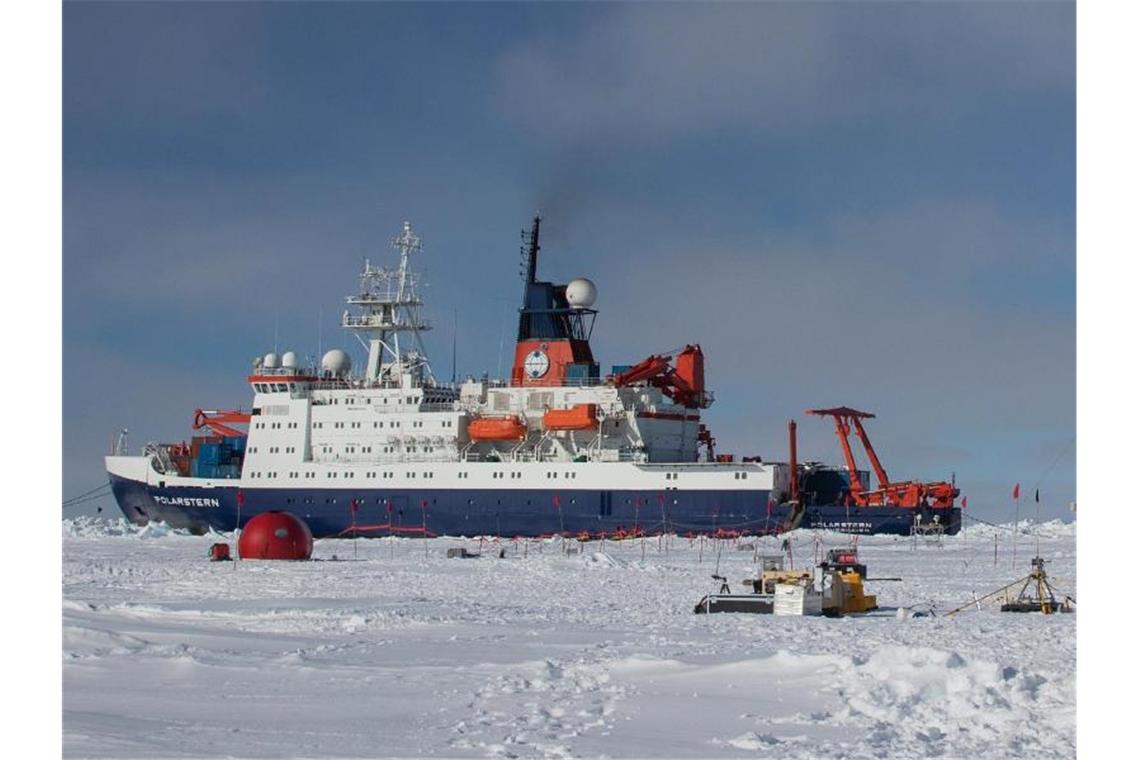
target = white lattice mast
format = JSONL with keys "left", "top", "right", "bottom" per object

{"left": 342, "top": 221, "right": 434, "bottom": 386}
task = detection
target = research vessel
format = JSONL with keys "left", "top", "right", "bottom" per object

{"left": 106, "top": 217, "right": 961, "bottom": 537}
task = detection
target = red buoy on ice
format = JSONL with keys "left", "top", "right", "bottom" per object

{"left": 238, "top": 511, "right": 313, "bottom": 560}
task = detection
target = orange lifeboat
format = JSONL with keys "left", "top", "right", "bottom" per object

{"left": 542, "top": 404, "right": 598, "bottom": 431}
{"left": 468, "top": 416, "right": 528, "bottom": 441}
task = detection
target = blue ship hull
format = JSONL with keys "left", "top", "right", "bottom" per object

{"left": 110, "top": 474, "right": 961, "bottom": 538}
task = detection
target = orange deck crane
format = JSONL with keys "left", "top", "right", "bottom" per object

{"left": 612, "top": 344, "right": 713, "bottom": 409}
{"left": 192, "top": 409, "right": 251, "bottom": 438}
{"left": 805, "top": 406, "right": 958, "bottom": 509}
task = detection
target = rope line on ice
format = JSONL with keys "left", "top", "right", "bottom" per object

{"left": 961, "top": 512, "right": 1040, "bottom": 535}
{"left": 62, "top": 483, "right": 112, "bottom": 510}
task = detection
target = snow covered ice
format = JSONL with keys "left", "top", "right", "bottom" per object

{"left": 63, "top": 519, "right": 1075, "bottom": 758}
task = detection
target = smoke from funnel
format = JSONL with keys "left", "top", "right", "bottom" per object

{"left": 533, "top": 142, "right": 620, "bottom": 248}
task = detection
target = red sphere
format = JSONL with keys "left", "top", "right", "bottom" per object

{"left": 238, "top": 511, "right": 313, "bottom": 560}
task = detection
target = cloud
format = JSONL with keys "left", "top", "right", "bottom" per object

{"left": 64, "top": 3, "right": 276, "bottom": 129}
{"left": 559, "top": 194, "right": 1074, "bottom": 514}
{"left": 61, "top": 2, "right": 1074, "bottom": 521}
{"left": 494, "top": 3, "right": 1073, "bottom": 145}
{"left": 62, "top": 340, "right": 252, "bottom": 509}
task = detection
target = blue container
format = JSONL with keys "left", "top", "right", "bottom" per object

{"left": 198, "top": 445, "right": 221, "bottom": 465}
{"left": 566, "top": 363, "right": 588, "bottom": 380}
{"left": 611, "top": 364, "right": 632, "bottom": 376}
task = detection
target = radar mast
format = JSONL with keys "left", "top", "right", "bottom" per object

{"left": 341, "top": 221, "right": 434, "bottom": 387}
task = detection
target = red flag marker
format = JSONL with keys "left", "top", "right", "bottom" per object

{"left": 1012, "top": 483, "right": 1020, "bottom": 500}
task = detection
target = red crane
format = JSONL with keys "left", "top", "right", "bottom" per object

{"left": 192, "top": 409, "right": 251, "bottom": 438}
{"left": 805, "top": 406, "right": 958, "bottom": 509}
{"left": 612, "top": 344, "right": 712, "bottom": 409}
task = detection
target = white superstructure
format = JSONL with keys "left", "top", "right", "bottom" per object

{"left": 118, "top": 219, "right": 786, "bottom": 497}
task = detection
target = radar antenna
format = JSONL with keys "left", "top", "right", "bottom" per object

{"left": 341, "top": 221, "right": 434, "bottom": 386}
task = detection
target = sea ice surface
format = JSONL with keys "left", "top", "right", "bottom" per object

{"left": 63, "top": 519, "right": 1075, "bottom": 758}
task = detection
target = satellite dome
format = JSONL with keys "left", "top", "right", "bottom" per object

{"left": 321, "top": 349, "right": 352, "bottom": 377}
{"left": 263, "top": 352, "right": 280, "bottom": 369}
{"left": 565, "top": 277, "right": 597, "bottom": 309}
{"left": 281, "top": 351, "right": 298, "bottom": 369}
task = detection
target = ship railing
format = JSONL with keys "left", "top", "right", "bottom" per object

{"left": 305, "top": 377, "right": 463, "bottom": 394}
{"left": 616, "top": 448, "right": 644, "bottom": 463}
{"left": 143, "top": 442, "right": 179, "bottom": 475}
{"left": 368, "top": 402, "right": 458, "bottom": 414}
{"left": 474, "top": 377, "right": 612, "bottom": 389}
{"left": 300, "top": 374, "right": 703, "bottom": 393}
{"left": 341, "top": 314, "right": 432, "bottom": 330}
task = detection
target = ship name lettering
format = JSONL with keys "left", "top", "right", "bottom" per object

{"left": 154, "top": 495, "right": 221, "bottom": 508}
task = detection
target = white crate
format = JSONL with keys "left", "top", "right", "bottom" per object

{"left": 773, "top": 583, "right": 823, "bottom": 616}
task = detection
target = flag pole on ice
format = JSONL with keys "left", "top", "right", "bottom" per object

{"left": 1012, "top": 482, "right": 1020, "bottom": 569}
{"left": 234, "top": 488, "right": 245, "bottom": 567}
{"left": 1035, "top": 488, "right": 1041, "bottom": 557}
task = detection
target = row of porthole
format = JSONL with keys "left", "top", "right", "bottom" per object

{"left": 276, "top": 495, "right": 711, "bottom": 512}
{"left": 331, "top": 396, "right": 423, "bottom": 405}
{"left": 251, "top": 469, "right": 602, "bottom": 481}
{"left": 311, "top": 420, "right": 455, "bottom": 429}
{"left": 324, "top": 471, "right": 438, "bottom": 479}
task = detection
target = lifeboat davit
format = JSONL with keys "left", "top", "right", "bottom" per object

{"left": 468, "top": 415, "right": 527, "bottom": 441}
{"left": 542, "top": 403, "right": 598, "bottom": 431}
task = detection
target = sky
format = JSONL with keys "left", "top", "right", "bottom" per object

{"left": 63, "top": 1, "right": 1075, "bottom": 522}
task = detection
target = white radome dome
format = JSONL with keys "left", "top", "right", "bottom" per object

{"left": 281, "top": 351, "right": 298, "bottom": 369}
{"left": 565, "top": 277, "right": 597, "bottom": 309}
{"left": 321, "top": 349, "right": 352, "bottom": 377}
{"left": 263, "top": 352, "right": 280, "bottom": 369}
